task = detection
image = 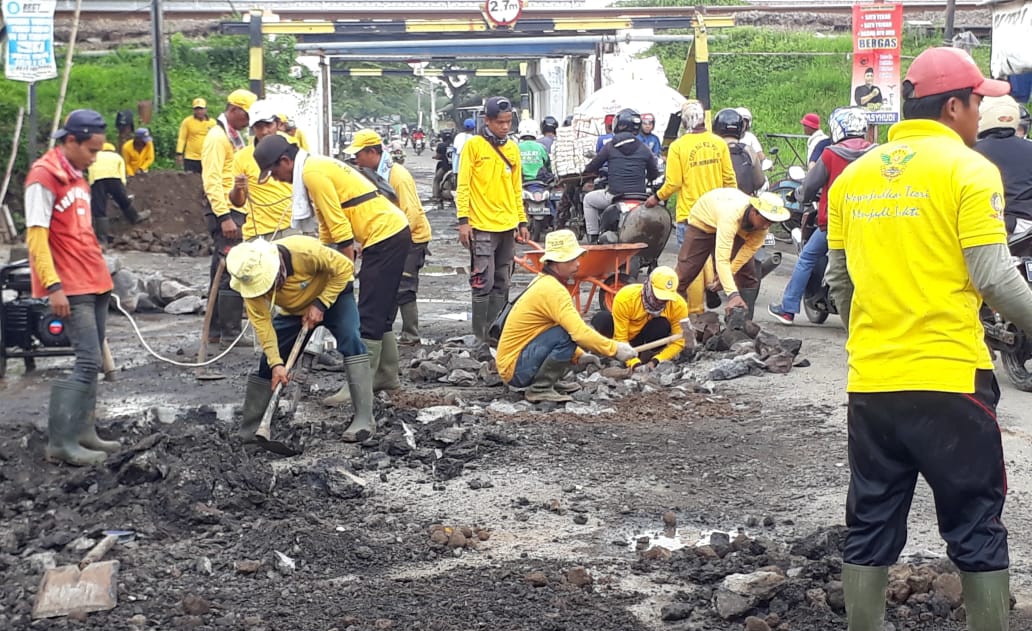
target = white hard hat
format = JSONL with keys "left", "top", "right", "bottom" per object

{"left": 518, "top": 119, "right": 540, "bottom": 138}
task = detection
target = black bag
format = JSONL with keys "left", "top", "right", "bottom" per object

{"left": 346, "top": 165, "right": 400, "bottom": 207}
{"left": 728, "top": 142, "right": 758, "bottom": 195}
{"left": 487, "top": 277, "right": 541, "bottom": 347}
{"left": 115, "top": 109, "right": 134, "bottom": 131}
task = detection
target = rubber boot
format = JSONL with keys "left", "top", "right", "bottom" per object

{"left": 218, "top": 290, "right": 244, "bottom": 345}
{"left": 239, "top": 375, "right": 273, "bottom": 442}
{"left": 341, "top": 354, "right": 377, "bottom": 442}
{"left": 320, "top": 376, "right": 351, "bottom": 407}
{"left": 93, "top": 217, "right": 112, "bottom": 246}
{"left": 131, "top": 208, "right": 152, "bottom": 224}
{"left": 471, "top": 295, "right": 491, "bottom": 343}
{"left": 961, "top": 569, "right": 1009, "bottom": 631}
{"left": 587, "top": 233, "right": 599, "bottom": 245}
{"left": 45, "top": 381, "right": 107, "bottom": 466}
{"left": 842, "top": 563, "right": 888, "bottom": 631}
{"left": 398, "top": 302, "right": 420, "bottom": 345}
{"left": 525, "top": 358, "right": 575, "bottom": 403}
{"left": 373, "top": 332, "right": 401, "bottom": 392}
{"left": 739, "top": 287, "right": 760, "bottom": 321}
{"left": 78, "top": 381, "right": 120, "bottom": 453}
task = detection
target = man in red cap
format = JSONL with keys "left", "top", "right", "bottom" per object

{"left": 826, "top": 47, "right": 1027, "bottom": 631}
{"left": 800, "top": 112, "right": 829, "bottom": 169}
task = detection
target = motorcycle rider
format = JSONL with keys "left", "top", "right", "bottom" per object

{"left": 713, "top": 108, "right": 764, "bottom": 196}
{"left": 638, "top": 113, "right": 663, "bottom": 157}
{"left": 412, "top": 127, "right": 427, "bottom": 153}
{"left": 538, "top": 115, "right": 559, "bottom": 154}
{"left": 736, "top": 107, "right": 766, "bottom": 162}
{"left": 518, "top": 119, "right": 552, "bottom": 183}
{"left": 581, "top": 108, "right": 660, "bottom": 244}
{"left": 974, "top": 95, "right": 1032, "bottom": 234}
{"left": 768, "top": 107, "right": 875, "bottom": 324}
{"left": 453, "top": 118, "right": 476, "bottom": 173}
{"left": 596, "top": 114, "right": 615, "bottom": 153}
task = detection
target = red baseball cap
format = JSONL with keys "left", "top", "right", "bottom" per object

{"left": 800, "top": 113, "right": 820, "bottom": 128}
{"left": 905, "top": 47, "right": 1010, "bottom": 99}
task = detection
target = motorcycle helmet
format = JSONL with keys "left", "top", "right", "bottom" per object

{"left": 518, "top": 119, "right": 541, "bottom": 139}
{"left": 828, "top": 106, "right": 869, "bottom": 143}
{"left": 978, "top": 95, "right": 1021, "bottom": 136}
{"left": 640, "top": 112, "right": 656, "bottom": 126}
{"left": 463, "top": 118, "right": 476, "bottom": 131}
{"left": 712, "top": 108, "right": 745, "bottom": 140}
{"left": 541, "top": 116, "right": 559, "bottom": 134}
{"left": 563, "top": 115, "right": 573, "bottom": 127}
{"left": 440, "top": 128, "right": 455, "bottom": 141}
{"left": 735, "top": 107, "right": 753, "bottom": 131}
{"left": 613, "top": 108, "right": 642, "bottom": 135}
{"left": 680, "top": 100, "right": 705, "bottom": 131}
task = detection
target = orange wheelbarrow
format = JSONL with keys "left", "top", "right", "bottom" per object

{"left": 514, "top": 241, "right": 647, "bottom": 314}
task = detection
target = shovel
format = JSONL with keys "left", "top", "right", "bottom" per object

{"left": 32, "top": 534, "right": 120, "bottom": 620}
{"left": 196, "top": 259, "right": 227, "bottom": 381}
{"left": 255, "top": 325, "right": 310, "bottom": 456}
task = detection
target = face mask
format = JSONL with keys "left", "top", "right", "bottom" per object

{"left": 482, "top": 125, "right": 508, "bottom": 146}
{"left": 642, "top": 282, "right": 666, "bottom": 316}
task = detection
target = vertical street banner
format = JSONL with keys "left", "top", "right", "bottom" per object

{"left": 2, "top": 0, "right": 58, "bottom": 82}
{"left": 851, "top": 3, "right": 903, "bottom": 125}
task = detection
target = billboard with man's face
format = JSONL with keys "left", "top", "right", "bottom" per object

{"left": 852, "top": 4, "right": 903, "bottom": 125}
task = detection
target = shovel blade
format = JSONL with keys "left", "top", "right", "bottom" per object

{"left": 32, "top": 560, "right": 120, "bottom": 619}
{"left": 254, "top": 436, "right": 302, "bottom": 456}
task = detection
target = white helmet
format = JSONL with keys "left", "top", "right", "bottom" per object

{"left": 829, "top": 107, "right": 869, "bottom": 143}
{"left": 518, "top": 119, "right": 540, "bottom": 139}
{"left": 681, "top": 100, "right": 705, "bottom": 131}
{"left": 735, "top": 107, "right": 753, "bottom": 123}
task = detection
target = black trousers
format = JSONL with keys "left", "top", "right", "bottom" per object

{"left": 205, "top": 210, "right": 247, "bottom": 291}
{"left": 590, "top": 312, "right": 670, "bottom": 363}
{"left": 183, "top": 159, "right": 202, "bottom": 174}
{"left": 358, "top": 228, "right": 411, "bottom": 340}
{"left": 90, "top": 178, "right": 138, "bottom": 221}
{"left": 844, "top": 369, "right": 1008, "bottom": 572}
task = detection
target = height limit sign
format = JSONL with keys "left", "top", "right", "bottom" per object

{"left": 484, "top": 0, "right": 523, "bottom": 29}
{"left": 2, "top": 0, "right": 58, "bottom": 82}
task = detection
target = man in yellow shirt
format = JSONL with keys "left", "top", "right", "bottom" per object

{"left": 201, "top": 88, "right": 257, "bottom": 345}
{"left": 347, "top": 129, "right": 433, "bottom": 349}
{"left": 121, "top": 128, "right": 154, "bottom": 176}
{"left": 176, "top": 98, "right": 215, "bottom": 173}
{"left": 225, "top": 236, "right": 376, "bottom": 445}
{"left": 675, "top": 189, "right": 789, "bottom": 317}
{"left": 646, "top": 99, "right": 737, "bottom": 246}
{"left": 496, "top": 230, "right": 637, "bottom": 402}
{"left": 253, "top": 133, "right": 411, "bottom": 406}
{"left": 284, "top": 119, "right": 310, "bottom": 152}
{"left": 826, "top": 47, "right": 1029, "bottom": 631}
{"left": 88, "top": 142, "right": 150, "bottom": 244}
{"left": 456, "top": 96, "right": 529, "bottom": 345}
{"left": 228, "top": 101, "right": 294, "bottom": 241}
{"left": 590, "top": 266, "right": 689, "bottom": 368}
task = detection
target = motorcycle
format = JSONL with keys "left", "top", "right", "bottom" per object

{"left": 597, "top": 168, "right": 669, "bottom": 278}
{"left": 767, "top": 162, "right": 807, "bottom": 244}
{"left": 390, "top": 148, "right": 406, "bottom": 165}
{"left": 793, "top": 209, "right": 837, "bottom": 324}
{"left": 413, "top": 137, "right": 426, "bottom": 156}
{"left": 983, "top": 229, "right": 1032, "bottom": 391}
{"left": 523, "top": 180, "right": 554, "bottom": 242}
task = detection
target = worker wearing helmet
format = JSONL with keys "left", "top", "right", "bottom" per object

{"left": 712, "top": 108, "right": 764, "bottom": 196}
{"left": 638, "top": 113, "right": 662, "bottom": 156}
{"left": 538, "top": 115, "right": 559, "bottom": 153}
{"left": 518, "top": 119, "right": 551, "bottom": 183}
{"left": 768, "top": 107, "right": 875, "bottom": 325}
{"left": 974, "top": 95, "right": 1032, "bottom": 234}
{"left": 452, "top": 117, "right": 477, "bottom": 173}
{"left": 735, "top": 107, "right": 765, "bottom": 162}
{"left": 581, "top": 108, "right": 660, "bottom": 243}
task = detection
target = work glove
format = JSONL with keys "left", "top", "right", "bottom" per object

{"left": 577, "top": 353, "right": 602, "bottom": 368}
{"left": 614, "top": 342, "right": 638, "bottom": 363}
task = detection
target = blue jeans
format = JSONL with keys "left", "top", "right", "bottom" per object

{"left": 676, "top": 222, "right": 687, "bottom": 246}
{"left": 781, "top": 228, "right": 828, "bottom": 315}
{"left": 508, "top": 326, "right": 576, "bottom": 388}
{"left": 257, "top": 290, "right": 365, "bottom": 378}
{"left": 66, "top": 292, "right": 110, "bottom": 384}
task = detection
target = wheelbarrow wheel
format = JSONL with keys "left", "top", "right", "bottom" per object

{"left": 599, "top": 273, "right": 634, "bottom": 312}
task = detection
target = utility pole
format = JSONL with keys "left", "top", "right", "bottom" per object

{"left": 944, "top": 0, "right": 956, "bottom": 45}
{"left": 151, "top": 0, "right": 168, "bottom": 108}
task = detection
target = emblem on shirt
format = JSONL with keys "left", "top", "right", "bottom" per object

{"left": 879, "top": 147, "right": 915, "bottom": 182}
{"left": 991, "top": 192, "right": 1005, "bottom": 220}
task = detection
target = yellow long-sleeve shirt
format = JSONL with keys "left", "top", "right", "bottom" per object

{"left": 687, "top": 188, "right": 768, "bottom": 295}
{"left": 610, "top": 284, "right": 689, "bottom": 367}
{"left": 389, "top": 163, "right": 431, "bottom": 244}
{"left": 121, "top": 140, "right": 154, "bottom": 176}
{"left": 242, "top": 235, "right": 356, "bottom": 368}
{"left": 233, "top": 143, "right": 293, "bottom": 239}
{"left": 496, "top": 273, "right": 618, "bottom": 382}
{"left": 302, "top": 155, "right": 408, "bottom": 248}
{"left": 658, "top": 131, "right": 737, "bottom": 223}
{"left": 201, "top": 124, "right": 238, "bottom": 218}
{"left": 288, "top": 128, "right": 310, "bottom": 152}
{"left": 456, "top": 135, "right": 526, "bottom": 232}
{"left": 177, "top": 115, "right": 216, "bottom": 160}
{"left": 87, "top": 150, "right": 126, "bottom": 184}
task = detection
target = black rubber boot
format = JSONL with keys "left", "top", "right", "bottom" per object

{"left": 45, "top": 381, "right": 107, "bottom": 466}
{"left": 962, "top": 569, "right": 1009, "bottom": 631}
{"left": 240, "top": 375, "right": 273, "bottom": 442}
{"left": 398, "top": 302, "right": 420, "bottom": 345}
{"left": 739, "top": 287, "right": 760, "bottom": 321}
{"left": 472, "top": 295, "right": 490, "bottom": 343}
{"left": 373, "top": 333, "right": 401, "bottom": 392}
{"left": 78, "top": 381, "right": 120, "bottom": 453}
{"left": 842, "top": 563, "right": 888, "bottom": 631}
{"left": 341, "top": 354, "right": 377, "bottom": 442}
{"left": 525, "top": 358, "right": 575, "bottom": 403}
{"left": 218, "top": 290, "right": 244, "bottom": 345}
{"left": 93, "top": 217, "right": 112, "bottom": 246}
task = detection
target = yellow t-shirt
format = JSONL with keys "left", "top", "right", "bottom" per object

{"left": 456, "top": 135, "right": 526, "bottom": 232}
{"left": 658, "top": 131, "right": 738, "bottom": 223}
{"left": 177, "top": 116, "right": 216, "bottom": 160}
{"left": 233, "top": 143, "right": 293, "bottom": 239}
{"left": 610, "top": 283, "right": 689, "bottom": 366}
{"left": 121, "top": 140, "right": 154, "bottom": 176}
{"left": 389, "top": 163, "right": 432, "bottom": 244}
{"left": 88, "top": 150, "right": 126, "bottom": 184}
{"left": 201, "top": 125, "right": 238, "bottom": 218}
{"left": 687, "top": 188, "right": 768, "bottom": 295}
{"left": 827, "top": 119, "right": 1007, "bottom": 394}
{"left": 302, "top": 155, "right": 408, "bottom": 248}
{"left": 495, "top": 273, "right": 618, "bottom": 382}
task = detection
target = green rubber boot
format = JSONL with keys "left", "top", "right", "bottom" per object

{"left": 373, "top": 333, "right": 401, "bottom": 392}
{"left": 341, "top": 354, "right": 377, "bottom": 443}
{"left": 399, "top": 302, "right": 420, "bottom": 345}
{"left": 472, "top": 295, "right": 490, "bottom": 343}
{"left": 78, "top": 381, "right": 120, "bottom": 453}
{"left": 45, "top": 381, "right": 107, "bottom": 466}
{"left": 962, "top": 569, "right": 1010, "bottom": 631}
{"left": 524, "top": 358, "right": 575, "bottom": 403}
{"left": 842, "top": 563, "right": 888, "bottom": 631}
{"left": 240, "top": 375, "right": 273, "bottom": 443}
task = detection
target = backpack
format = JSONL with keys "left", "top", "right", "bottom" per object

{"left": 344, "top": 165, "right": 400, "bottom": 208}
{"left": 728, "top": 142, "right": 758, "bottom": 195}
{"left": 115, "top": 110, "right": 134, "bottom": 131}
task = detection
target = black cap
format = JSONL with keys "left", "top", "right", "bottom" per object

{"left": 484, "top": 96, "right": 513, "bottom": 118}
{"left": 52, "top": 109, "right": 106, "bottom": 139}
{"left": 253, "top": 133, "right": 292, "bottom": 183}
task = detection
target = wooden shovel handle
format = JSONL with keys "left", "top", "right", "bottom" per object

{"left": 631, "top": 318, "right": 694, "bottom": 354}
{"left": 79, "top": 534, "right": 119, "bottom": 569}
{"left": 196, "top": 259, "right": 226, "bottom": 366}
{"left": 256, "top": 325, "right": 311, "bottom": 439}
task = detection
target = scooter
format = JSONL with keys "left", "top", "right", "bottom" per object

{"left": 794, "top": 209, "right": 837, "bottom": 324}
{"left": 523, "top": 180, "right": 553, "bottom": 242}
{"left": 432, "top": 146, "right": 456, "bottom": 203}
{"left": 413, "top": 137, "right": 426, "bottom": 156}
{"left": 597, "top": 170, "right": 670, "bottom": 279}
{"left": 767, "top": 163, "right": 806, "bottom": 244}
{"left": 983, "top": 229, "right": 1032, "bottom": 391}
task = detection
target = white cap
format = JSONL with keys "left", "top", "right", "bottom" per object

{"left": 249, "top": 100, "right": 279, "bottom": 127}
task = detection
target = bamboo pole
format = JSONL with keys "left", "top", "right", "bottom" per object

{"left": 48, "top": 0, "right": 84, "bottom": 150}
{"left": 0, "top": 108, "right": 26, "bottom": 242}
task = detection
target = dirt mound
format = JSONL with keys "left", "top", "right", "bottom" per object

{"left": 111, "top": 171, "right": 212, "bottom": 256}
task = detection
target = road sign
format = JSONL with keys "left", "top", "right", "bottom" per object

{"left": 2, "top": 0, "right": 58, "bottom": 82}
{"left": 484, "top": 0, "right": 522, "bottom": 28}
